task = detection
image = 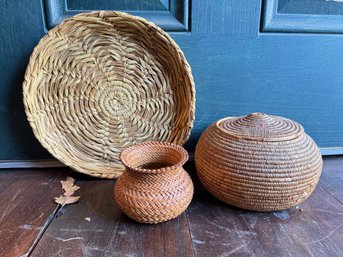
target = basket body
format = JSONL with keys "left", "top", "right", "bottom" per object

{"left": 195, "top": 113, "right": 323, "bottom": 212}
{"left": 23, "top": 11, "right": 195, "bottom": 178}
{"left": 114, "top": 142, "right": 194, "bottom": 223}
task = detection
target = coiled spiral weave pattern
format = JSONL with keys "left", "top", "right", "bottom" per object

{"left": 23, "top": 11, "right": 195, "bottom": 178}
{"left": 195, "top": 113, "right": 323, "bottom": 212}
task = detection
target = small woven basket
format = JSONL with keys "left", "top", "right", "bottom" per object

{"left": 23, "top": 11, "right": 195, "bottom": 178}
{"left": 114, "top": 141, "right": 194, "bottom": 224}
{"left": 195, "top": 113, "right": 323, "bottom": 212}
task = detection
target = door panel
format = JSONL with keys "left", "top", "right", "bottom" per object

{"left": 44, "top": 0, "right": 189, "bottom": 31}
{"left": 0, "top": 0, "right": 48, "bottom": 159}
{"left": 67, "top": 0, "right": 169, "bottom": 11}
{"left": 0, "top": 0, "right": 342, "bottom": 162}
{"left": 278, "top": 0, "right": 343, "bottom": 15}
{"left": 263, "top": 0, "right": 343, "bottom": 33}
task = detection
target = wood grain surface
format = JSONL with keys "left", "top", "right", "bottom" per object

{"left": 0, "top": 157, "right": 342, "bottom": 257}
{"left": 0, "top": 168, "right": 75, "bottom": 257}
{"left": 30, "top": 177, "right": 194, "bottom": 257}
{"left": 187, "top": 172, "right": 343, "bottom": 257}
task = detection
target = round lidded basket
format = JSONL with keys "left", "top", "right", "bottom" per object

{"left": 114, "top": 141, "right": 194, "bottom": 224}
{"left": 23, "top": 11, "right": 195, "bottom": 179}
{"left": 195, "top": 113, "right": 323, "bottom": 212}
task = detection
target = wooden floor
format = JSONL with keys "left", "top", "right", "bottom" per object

{"left": 0, "top": 157, "right": 342, "bottom": 257}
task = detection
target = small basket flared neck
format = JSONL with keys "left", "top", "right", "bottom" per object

{"left": 120, "top": 141, "right": 188, "bottom": 174}
{"left": 215, "top": 113, "right": 304, "bottom": 142}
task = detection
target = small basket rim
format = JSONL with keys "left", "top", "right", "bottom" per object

{"left": 120, "top": 141, "right": 189, "bottom": 174}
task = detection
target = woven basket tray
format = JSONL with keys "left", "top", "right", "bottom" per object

{"left": 23, "top": 11, "right": 195, "bottom": 178}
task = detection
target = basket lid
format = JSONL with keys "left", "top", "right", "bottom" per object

{"left": 216, "top": 113, "right": 304, "bottom": 141}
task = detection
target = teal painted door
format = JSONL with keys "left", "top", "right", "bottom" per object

{"left": 0, "top": 0, "right": 343, "bottom": 161}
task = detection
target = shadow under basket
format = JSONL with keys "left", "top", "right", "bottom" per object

{"left": 114, "top": 142, "right": 194, "bottom": 224}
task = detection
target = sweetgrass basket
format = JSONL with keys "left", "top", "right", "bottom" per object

{"left": 195, "top": 113, "right": 323, "bottom": 211}
{"left": 23, "top": 11, "right": 195, "bottom": 178}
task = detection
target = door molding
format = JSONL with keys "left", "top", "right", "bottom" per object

{"left": 261, "top": 0, "right": 343, "bottom": 33}
{"left": 43, "top": 0, "right": 189, "bottom": 31}
{"left": 0, "top": 159, "right": 65, "bottom": 169}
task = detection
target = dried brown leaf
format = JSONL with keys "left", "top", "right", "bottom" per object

{"left": 60, "top": 177, "right": 80, "bottom": 196}
{"left": 64, "top": 185, "right": 80, "bottom": 197}
{"left": 60, "top": 176, "right": 73, "bottom": 188}
{"left": 54, "top": 176, "right": 80, "bottom": 207}
{"left": 55, "top": 195, "right": 80, "bottom": 206}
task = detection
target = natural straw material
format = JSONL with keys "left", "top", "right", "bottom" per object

{"left": 115, "top": 142, "right": 193, "bottom": 224}
{"left": 23, "top": 11, "right": 195, "bottom": 178}
{"left": 195, "top": 113, "right": 323, "bottom": 212}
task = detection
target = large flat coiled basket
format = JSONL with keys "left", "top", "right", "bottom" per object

{"left": 23, "top": 11, "right": 195, "bottom": 178}
{"left": 195, "top": 113, "right": 323, "bottom": 212}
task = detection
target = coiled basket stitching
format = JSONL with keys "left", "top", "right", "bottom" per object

{"left": 23, "top": 11, "right": 195, "bottom": 178}
{"left": 195, "top": 113, "right": 323, "bottom": 212}
{"left": 114, "top": 141, "right": 194, "bottom": 224}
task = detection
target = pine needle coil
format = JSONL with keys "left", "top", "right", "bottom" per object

{"left": 195, "top": 113, "right": 323, "bottom": 212}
